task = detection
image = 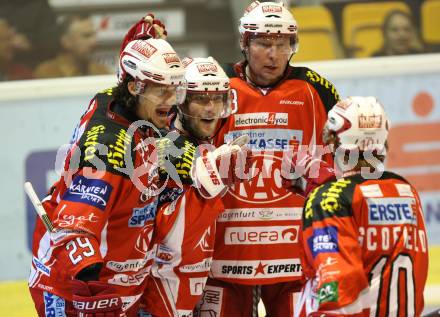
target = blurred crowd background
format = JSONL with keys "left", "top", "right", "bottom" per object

{"left": 1, "top": 0, "right": 439, "bottom": 81}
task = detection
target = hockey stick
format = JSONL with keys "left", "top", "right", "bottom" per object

{"left": 24, "top": 182, "right": 55, "bottom": 233}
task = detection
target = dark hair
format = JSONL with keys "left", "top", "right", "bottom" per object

{"left": 113, "top": 75, "right": 139, "bottom": 111}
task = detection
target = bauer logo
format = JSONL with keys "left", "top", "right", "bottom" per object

{"left": 367, "top": 197, "right": 417, "bottom": 225}
{"left": 308, "top": 227, "right": 339, "bottom": 258}
{"left": 129, "top": 201, "right": 157, "bottom": 227}
{"left": 63, "top": 176, "right": 113, "bottom": 211}
{"left": 234, "top": 112, "right": 288, "bottom": 127}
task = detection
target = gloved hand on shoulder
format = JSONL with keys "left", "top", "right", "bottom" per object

{"left": 281, "top": 148, "right": 335, "bottom": 197}
{"left": 120, "top": 13, "right": 167, "bottom": 55}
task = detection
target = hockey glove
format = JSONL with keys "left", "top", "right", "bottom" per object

{"left": 281, "top": 149, "right": 335, "bottom": 197}
{"left": 156, "top": 133, "right": 253, "bottom": 197}
{"left": 192, "top": 135, "right": 254, "bottom": 198}
{"left": 120, "top": 13, "right": 167, "bottom": 55}
{"left": 71, "top": 279, "right": 125, "bottom": 317}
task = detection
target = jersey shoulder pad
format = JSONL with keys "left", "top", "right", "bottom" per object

{"left": 75, "top": 119, "right": 135, "bottom": 177}
{"left": 303, "top": 177, "right": 356, "bottom": 228}
{"left": 380, "top": 171, "right": 410, "bottom": 184}
{"left": 288, "top": 66, "right": 340, "bottom": 113}
{"left": 97, "top": 86, "right": 117, "bottom": 97}
{"left": 156, "top": 132, "right": 198, "bottom": 184}
{"left": 87, "top": 88, "right": 116, "bottom": 118}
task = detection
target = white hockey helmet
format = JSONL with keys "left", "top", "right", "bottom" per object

{"left": 239, "top": 1, "right": 298, "bottom": 53}
{"left": 323, "top": 96, "right": 389, "bottom": 154}
{"left": 180, "top": 56, "right": 232, "bottom": 118}
{"left": 118, "top": 38, "right": 186, "bottom": 103}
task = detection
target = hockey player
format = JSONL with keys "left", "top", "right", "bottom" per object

{"left": 294, "top": 97, "right": 429, "bottom": 316}
{"left": 28, "top": 18, "right": 250, "bottom": 317}
{"left": 195, "top": 2, "right": 339, "bottom": 316}
{"left": 139, "top": 56, "right": 249, "bottom": 316}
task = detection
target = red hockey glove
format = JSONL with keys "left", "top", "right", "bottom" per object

{"left": 119, "top": 13, "right": 167, "bottom": 55}
{"left": 71, "top": 279, "right": 125, "bottom": 317}
{"left": 192, "top": 136, "right": 254, "bottom": 198}
{"left": 281, "top": 149, "right": 335, "bottom": 197}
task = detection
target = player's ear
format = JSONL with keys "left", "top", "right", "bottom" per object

{"left": 127, "top": 81, "right": 137, "bottom": 96}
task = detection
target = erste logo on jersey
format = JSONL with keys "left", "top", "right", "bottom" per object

{"left": 63, "top": 176, "right": 113, "bottom": 211}
{"left": 128, "top": 200, "right": 157, "bottom": 227}
{"left": 234, "top": 113, "right": 288, "bottom": 127}
{"left": 367, "top": 197, "right": 417, "bottom": 225}
{"left": 308, "top": 226, "right": 339, "bottom": 258}
{"left": 225, "top": 226, "right": 299, "bottom": 245}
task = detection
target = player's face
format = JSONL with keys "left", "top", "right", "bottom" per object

{"left": 246, "top": 34, "right": 292, "bottom": 86}
{"left": 64, "top": 18, "right": 97, "bottom": 59}
{"left": 184, "top": 93, "right": 224, "bottom": 139}
{"left": 136, "top": 83, "right": 178, "bottom": 128}
{"left": 385, "top": 14, "right": 413, "bottom": 54}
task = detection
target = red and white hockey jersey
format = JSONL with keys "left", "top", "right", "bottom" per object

{"left": 141, "top": 186, "right": 224, "bottom": 316}
{"left": 29, "top": 88, "right": 164, "bottom": 311}
{"left": 296, "top": 172, "right": 429, "bottom": 316}
{"left": 211, "top": 62, "right": 339, "bottom": 285}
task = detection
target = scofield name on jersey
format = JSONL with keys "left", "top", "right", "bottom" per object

{"left": 224, "top": 129, "right": 303, "bottom": 151}
{"left": 62, "top": 175, "right": 113, "bottom": 210}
